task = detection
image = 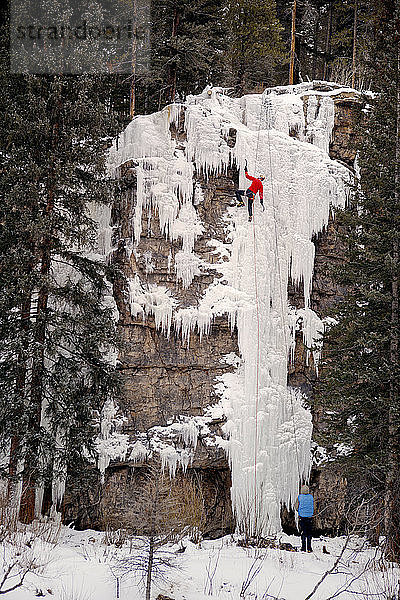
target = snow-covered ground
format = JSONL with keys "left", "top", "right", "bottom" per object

{"left": 2, "top": 525, "right": 397, "bottom": 600}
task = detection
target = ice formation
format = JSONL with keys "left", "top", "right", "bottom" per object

{"left": 119, "top": 416, "right": 212, "bottom": 478}
{"left": 108, "top": 82, "right": 354, "bottom": 535}
{"left": 95, "top": 398, "right": 130, "bottom": 482}
{"left": 129, "top": 276, "right": 177, "bottom": 337}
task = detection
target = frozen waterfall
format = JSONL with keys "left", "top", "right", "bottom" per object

{"left": 108, "top": 82, "right": 352, "bottom": 535}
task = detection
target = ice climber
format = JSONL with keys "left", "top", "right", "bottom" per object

{"left": 235, "top": 166, "right": 265, "bottom": 222}
{"left": 295, "top": 484, "right": 314, "bottom": 552}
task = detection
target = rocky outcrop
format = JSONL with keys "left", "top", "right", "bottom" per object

{"left": 97, "top": 161, "right": 240, "bottom": 535}
{"left": 330, "top": 94, "right": 362, "bottom": 166}
{"left": 65, "top": 83, "right": 362, "bottom": 537}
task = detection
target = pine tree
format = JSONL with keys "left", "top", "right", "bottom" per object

{"left": 135, "top": 0, "right": 285, "bottom": 113}
{"left": 327, "top": 0, "right": 373, "bottom": 87}
{"left": 275, "top": 0, "right": 376, "bottom": 87}
{"left": 223, "top": 0, "right": 285, "bottom": 94}
{"left": 133, "top": 0, "right": 227, "bottom": 112}
{"left": 317, "top": 0, "right": 400, "bottom": 560}
{"left": 0, "top": 2, "right": 124, "bottom": 520}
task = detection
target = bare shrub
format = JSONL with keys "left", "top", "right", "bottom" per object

{"left": 204, "top": 548, "right": 221, "bottom": 596}
{"left": 59, "top": 580, "right": 93, "bottom": 600}
{"left": 329, "top": 56, "right": 372, "bottom": 91}
{"left": 240, "top": 553, "right": 266, "bottom": 598}
{"left": 166, "top": 474, "right": 206, "bottom": 544}
{"left": 0, "top": 492, "right": 59, "bottom": 595}
{"left": 102, "top": 527, "right": 129, "bottom": 548}
{"left": 115, "top": 464, "right": 206, "bottom": 600}
{"left": 29, "top": 518, "right": 62, "bottom": 546}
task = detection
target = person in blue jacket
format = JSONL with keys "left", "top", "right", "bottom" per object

{"left": 295, "top": 484, "right": 314, "bottom": 552}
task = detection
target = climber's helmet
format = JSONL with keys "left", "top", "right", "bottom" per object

{"left": 259, "top": 175, "right": 265, "bottom": 181}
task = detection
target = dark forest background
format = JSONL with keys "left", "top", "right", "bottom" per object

{"left": 113, "top": 0, "right": 384, "bottom": 119}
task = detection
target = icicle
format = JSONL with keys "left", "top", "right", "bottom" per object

{"left": 296, "top": 308, "right": 325, "bottom": 373}
{"left": 160, "top": 447, "right": 192, "bottom": 478}
{"left": 87, "top": 202, "right": 113, "bottom": 258}
{"left": 179, "top": 420, "right": 199, "bottom": 450}
{"left": 96, "top": 399, "right": 130, "bottom": 482}
{"left": 173, "top": 283, "right": 251, "bottom": 346}
{"left": 128, "top": 441, "right": 149, "bottom": 463}
{"left": 129, "top": 277, "right": 177, "bottom": 338}
{"left": 33, "top": 486, "right": 44, "bottom": 519}
{"left": 193, "top": 182, "right": 204, "bottom": 205}
{"left": 174, "top": 251, "right": 202, "bottom": 288}
{"left": 305, "top": 95, "right": 335, "bottom": 154}
{"left": 143, "top": 250, "right": 155, "bottom": 274}
{"left": 167, "top": 251, "right": 172, "bottom": 273}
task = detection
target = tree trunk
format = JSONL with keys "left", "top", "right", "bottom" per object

{"left": 145, "top": 536, "right": 155, "bottom": 600}
{"left": 7, "top": 293, "right": 33, "bottom": 514}
{"left": 351, "top": 0, "right": 358, "bottom": 88}
{"left": 167, "top": 6, "right": 180, "bottom": 103}
{"left": 130, "top": 0, "right": 137, "bottom": 118}
{"left": 20, "top": 205, "right": 53, "bottom": 523}
{"left": 384, "top": 3, "right": 400, "bottom": 561}
{"left": 237, "top": 35, "right": 246, "bottom": 96}
{"left": 323, "top": 1, "right": 333, "bottom": 80}
{"left": 312, "top": 8, "right": 320, "bottom": 81}
{"left": 20, "top": 94, "right": 60, "bottom": 522}
{"left": 289, "top": 0, "right": 297, "bottom": 85}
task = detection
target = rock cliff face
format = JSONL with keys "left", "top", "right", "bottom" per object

{"left": 106, "top": 165, "right": 240, "bottom": 537}
{"left": 65, "top": 83, "right": 362, "bottom": 537}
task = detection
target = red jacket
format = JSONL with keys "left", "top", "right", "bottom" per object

{"left": 245, "top": 172, "right": 263, "bottom": 200}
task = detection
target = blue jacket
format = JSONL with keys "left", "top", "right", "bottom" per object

{"left": 298, "top": 493, "right": 314, "bottom": 517}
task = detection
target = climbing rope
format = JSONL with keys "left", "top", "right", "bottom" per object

{"left": 250, "top": 97, "right": 266, "bottom": 534}
{"left": 252, "top": 210, "right": 260, "bottom": 532}
{"left": 264, "top": 95, "right": 303, "bottom": 483}
{"left": 249, "top": 93, "right": 306, "bottom": 534}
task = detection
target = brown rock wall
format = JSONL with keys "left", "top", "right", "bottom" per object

{"left": 98, "top": 153, "right": 240, "bottom": 535}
